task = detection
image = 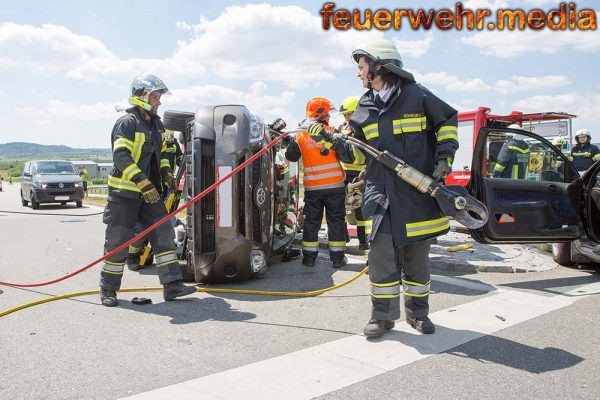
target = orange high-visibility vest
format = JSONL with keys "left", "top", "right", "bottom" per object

{"left": 296, "top": 130, "right": 345, "bottom": 191}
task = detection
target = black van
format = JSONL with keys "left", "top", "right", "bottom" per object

{"left": 163, "top": 106, "right": 300, "bottom": 283}
{"left": 21, "top": 160, "right": 84, "bottom": 209}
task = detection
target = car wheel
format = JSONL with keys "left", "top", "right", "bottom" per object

{"left": 76, "top": 200, "right": 82, "bottom": 208}
{"left": 21, "top": 192, "right": 28, "bottom": 206}
{"left": 552, "top": 243, "right": 575, "bottom": 267}
{"left": 30, "top": 192, "right": 39, "bottom": 210}
{"left": 163, "top": 110, "right": 195, "bottom": 142}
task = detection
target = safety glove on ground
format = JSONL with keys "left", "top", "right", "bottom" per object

{"left": 136, "top": 178, "right": 160, "bottom": 204}
{"left": 432, "top": 158, "right": 452, "bottom": 182}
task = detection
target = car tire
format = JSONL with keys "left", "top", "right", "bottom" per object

{"left": 30, "top": 192, "right": 39, "bottom": 210}
{"left": 21, "top": 192, "right": 28, "bottom": 207}
{"left": 163, "top": 110, "right": 195, "bottom": 142}
{"left": 552, "top": 243, "right": 575, "bottom": 267}
{"left": 76, "top": 200, "right": 82, "bottom": 208}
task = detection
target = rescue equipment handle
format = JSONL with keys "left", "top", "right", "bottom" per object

{"left": 330, "top": 132, "right": 488, "bottom": 230}
{"left": 0, "top": 132, "right": 287, "bottom": 288}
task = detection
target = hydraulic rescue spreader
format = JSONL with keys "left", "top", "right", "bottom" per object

{"left": 322, "top": 130, "right": 488, "bottom": 230}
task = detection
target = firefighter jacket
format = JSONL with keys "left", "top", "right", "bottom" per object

{"left": 348, "top": 82, "right": 458, "bottom": 245}
{"left": 108, "top": 108, "right": 172, "bottom": 199}
{"left": 162, "top": 140, "right": 183, "bottom": 171}
{"left": 569, "top": 142, "right": 600, "bottom": 171}
{"left": 285, "top": 126, "right": 355, "bottom": 193}
{"left": 492, "top": 138, "right": 530, "bottom": 179}
{"left": 338, "top": 123, "right": 367, "bottom": 175}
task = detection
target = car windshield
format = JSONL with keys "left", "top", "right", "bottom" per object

{"left": 35, "top": 162, "right": 77, "bottom": 174}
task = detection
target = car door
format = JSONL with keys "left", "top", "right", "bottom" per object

{"left": 467, "top": 126, "right": 600, "bottom": 244}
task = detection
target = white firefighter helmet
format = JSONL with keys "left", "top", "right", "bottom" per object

{"left": 351, "top": 39, "right": 415, "bottom": 82}
{"left": 575, "top": 128, "right": 591, "bottom": 141}
{"left": 115, "top": 74, "right": 170, "bottom": 112}
{"left": 163, "top": 130, "right": 175, "bottom": 144}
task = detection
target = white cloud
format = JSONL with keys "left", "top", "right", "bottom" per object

{"left": 392, "top": 32, "right": 434, "bottom": 58}
{"left": 415, "top": 70, "right": 569, "bottom": 93}
{"left": 460, "top": 29, "right": 600, "bottom": 58}
{"left": 16, "top": 99, "right": 116, "bottom": 121}
{"left": 512, "top": 92, "right": 600, "bottom": 139}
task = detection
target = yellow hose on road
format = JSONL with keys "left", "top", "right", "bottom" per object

{"left": 0, "top": 267, "right": 368, "bottom": 318}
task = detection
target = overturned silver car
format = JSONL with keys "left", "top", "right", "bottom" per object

{"left": 163, "top": 105, "right": 300, "bottom": 283}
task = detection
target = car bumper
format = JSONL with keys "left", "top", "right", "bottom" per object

{"left": 33, "top": 188, "right": 84, "bottom": 203}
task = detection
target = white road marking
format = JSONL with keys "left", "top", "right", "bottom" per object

{"left": 119, "top": 290, "right": 575, "bottom": 400}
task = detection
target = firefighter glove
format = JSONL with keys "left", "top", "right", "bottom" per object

{"left": 136, "top": 179, "right": 161, "bottom": 204}
{"left": 164, "top": 172, "right": 178, "bottom": 192}
{"left": 307, "top": 123, "right": 324, "bottom": 137}
{"left": 432, "top": 158, "right": 452, "bottom": 182}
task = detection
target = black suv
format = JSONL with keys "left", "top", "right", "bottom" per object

{"left": 163, "top": 106, "right": 300, "bottom": 283}
{"left": 21, "top": 160, "right": 84, "bottom": 209}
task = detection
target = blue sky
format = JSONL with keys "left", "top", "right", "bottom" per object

{"left": 0, "top": 0, "right": 598, "bottom": 148}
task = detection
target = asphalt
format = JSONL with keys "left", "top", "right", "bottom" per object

{"left": 313, "top": 224, "right": 558, "bottom": 274}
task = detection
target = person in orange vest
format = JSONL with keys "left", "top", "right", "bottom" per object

{"left": 285, "top": 97, "right": 355, "bottom": 268}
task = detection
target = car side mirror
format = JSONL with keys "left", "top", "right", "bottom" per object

{"left": 23, "top": 172, "right": 31, "bottom": 177}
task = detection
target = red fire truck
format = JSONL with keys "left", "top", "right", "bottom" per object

{"left": 446, "top": 107, "right": 577, "bottom": 186}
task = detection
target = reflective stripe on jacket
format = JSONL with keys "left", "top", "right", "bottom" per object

{"left": 296, "top": 131, "right": 345, "bottom": 191}
{"left": 108, "top": 108, "right": 171, "bottom": 199}
{"left": 570, "top": 143, "right": 600, "bottom": 171}
{"left": 349, "top": 82, "right": 458, "bottom": 245}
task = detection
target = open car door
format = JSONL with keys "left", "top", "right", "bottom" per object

{"left": 467, "top": 126, "right": 600, "bottom": 244}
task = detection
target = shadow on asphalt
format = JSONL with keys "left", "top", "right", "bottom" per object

{"left": 499, "top": 273, "right": 600, "bottom": 295}
{"left": 370, "top": 325, "right": 584, "bottom": 374}
{"left": 117, "top": 296, "right": 256, "bottom": 325}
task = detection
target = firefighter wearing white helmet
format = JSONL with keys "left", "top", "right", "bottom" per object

{"left": 348, "top": 38, "right": 459, "bottom": 337}
{"left": 338, "top": 96, "right": 370, "bottom": 252}
{"left": 569, "top": 128, "right": 600, "bottom": 171}
{"left": 100, "top": 74, "right": 196, "bottom": 307}
{"left": 492, "top": 124, "right": 530, "bottom": 179}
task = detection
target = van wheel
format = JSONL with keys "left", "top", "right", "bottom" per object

{"left": 552, "top": 243, "right": 574, "bottom": 267}
{"left": 21, "top": 192, "right": 28, "bottom": 206}
{"left": 163, "top": 110, "right": 195, "bottom": 141}
{"left": 76, "top": 201, "right": 82, "bottom": 208}
{"left": 30, "top": 192, "right": 39, "bottom": 210}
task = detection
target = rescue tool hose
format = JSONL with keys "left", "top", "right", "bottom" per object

{"left": 0, "top": 132, "right": 287, "bottom": 288}
{"left": 0, "top": 266, "right": 368, "bottom": 318}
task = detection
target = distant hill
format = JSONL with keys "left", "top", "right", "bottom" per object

{"left": 0, "top": 142, "right": 111, "bottom": 160}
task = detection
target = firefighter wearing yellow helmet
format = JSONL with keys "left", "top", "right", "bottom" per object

{"left": 337, "top": 96, "right": 370, "bottom": 252}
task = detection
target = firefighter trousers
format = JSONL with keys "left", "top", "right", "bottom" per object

{"left": 302, "top": 190, "right": 346, "bottom": 262}
{"left": 100, "top": 195, "right": 183, "bottom": 291}
{"left": 368, "top": 212, "right": 431, "bottom": 321}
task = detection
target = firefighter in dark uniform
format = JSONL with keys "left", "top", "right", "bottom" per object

{"left": 100, "top": 74, "right": 196, "bottom": 307}
{"left": 492, "top": 124, "right": 530, "bottom": 179}
{"left": 348, "top": 39, "right": 459, "bottom": 337}
{"left": 338, "top": 96, "right": 370, "bottom": 252}
{"left": 126, "top": 129, "right": 184, "bottom": 271}
{"left": 285, "top": 98, "right": 355, "bottom": 268}
{"left": 569, "top": 128, "right": 600, "bottom": 172}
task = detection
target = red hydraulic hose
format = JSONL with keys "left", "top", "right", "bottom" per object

{"left": 0, "top": 132, "right": 287, "bottom": 288}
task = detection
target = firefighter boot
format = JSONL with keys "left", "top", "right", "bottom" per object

{"left": 302, "top": 254, "right": 317, "bottom": 267}
{"left": 100, "top": 289, "right": 118, "bottom": 307}
{"left": 332, "top": 256, "right": 347, "bottom": 269}
{"left": 358, "top": 242, "right": 370, "bottom": 251}
{"left": 363, "top": 319, "right": 395, "bottom": 338}
{"left": 406, "top": 315, "right": 435, "bottom": 334}
{"left": 127, "top": 252, "right": 141, "bottom": 271}
{"left": 163, "top": 280, "right": 197, "bottom": 301}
